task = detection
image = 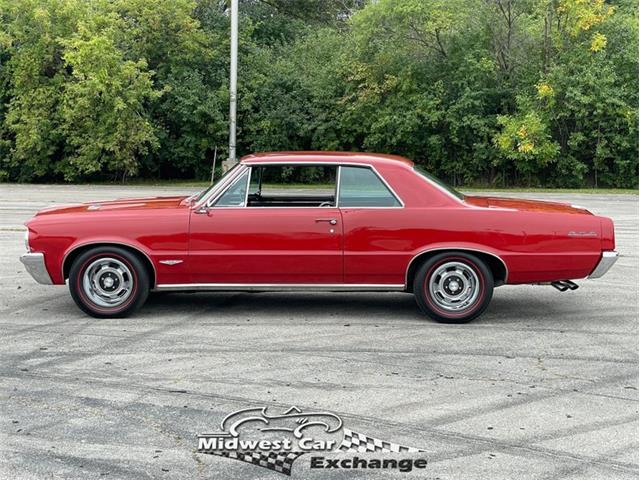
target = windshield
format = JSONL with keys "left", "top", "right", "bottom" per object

{"left": 193, "top": 163, "right": 242, "bottom": 203}
{"left": 413, "top": 166, "right": 464, "bottom": 200}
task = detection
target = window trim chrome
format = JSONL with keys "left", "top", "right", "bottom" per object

{"left": 334, "top": 164, "right": 342, "bottom": 208}
{"left": 244, "top": 166, "right": 252, "bottom": 207}
{"left": 196, "top": 159, "right": 461, "bottom": 210}
{"left": 207, "top": 166, "right": 251, "bottom": 208}
{"left": 194, "top": 164, "right": 249, "bottom": 209}
{"left": 228, "top": 162, "right": 342, "bottom": 209}
{"left": 336, "top": 165, "right": 404, "bottom": 209}
{"left": 412, "top": 166, "right": 466, "bottom": 205}
{"left": 205, "top": 161, "right": 405, "bottom": 210}
{"left": 191, "top": 163, "right": 244, "bottom": 207}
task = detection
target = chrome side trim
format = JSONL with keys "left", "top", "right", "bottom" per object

{"left": 587, "top": 251, "right": 618, "bottom": 279}
{"left": 20, "top": 253, "right": 53, "bottom": 285}
{"left": 159, "top": 259, "right": 183, "bottom": 266}
{"left": 154, "top": 283, "right": 406, "bottom": 292}
{"left": 405, "top": 247, "right": 509, "bottom": 285}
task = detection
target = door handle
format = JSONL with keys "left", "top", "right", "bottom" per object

{"left": 316, "top": 218, "right": 337, "bottom": 225}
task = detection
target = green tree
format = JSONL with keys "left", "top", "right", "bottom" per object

{"left": 0, "top": 0, "right": 83, "bottom": 180}
{"left": 0, "top": 0, "right": 636, "bottom": 187}
{"left": 60, "top": 20, "right": 159, "bottom": 180}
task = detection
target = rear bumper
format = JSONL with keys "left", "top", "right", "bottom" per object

{"left": 587, "top": 251, "right": 618, "bottom": 279}
{"left": 20, "top": 252, "right": 53, "bottom": 285}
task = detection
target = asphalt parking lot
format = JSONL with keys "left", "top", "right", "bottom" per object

{"left": 0, "top": 184, "right": 637, "bottom": 480}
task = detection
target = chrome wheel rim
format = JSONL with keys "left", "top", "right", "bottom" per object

{"left": 82, "top": 257, "right": 134, "bottom": 308}
{"left": 428, "top": 261, "right": 480, "bottom": 312}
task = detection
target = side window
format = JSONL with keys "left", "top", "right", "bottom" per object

{"left": 247, "top": 165, "right": 337, "bottom": 207}
{"left": 338, "top": 166, "right": 401, "bottom": 207}
{"left": 214, "top": 170, "right": 249, "bottom": 207}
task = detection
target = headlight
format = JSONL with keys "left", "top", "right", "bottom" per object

{"left": 24, "top": 229, "right": 31, "bottom": 252}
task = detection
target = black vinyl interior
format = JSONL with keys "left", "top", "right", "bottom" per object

{"left": 247, "top": 193, "right": 335, "bottom": 207}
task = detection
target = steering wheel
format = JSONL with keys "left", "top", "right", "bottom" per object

{"left": 319, "top": 201, "right": 333, "bottom": 208}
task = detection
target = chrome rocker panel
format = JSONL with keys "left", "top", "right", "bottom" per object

{"left": 587, "top": 251, "right": 618, "bottom": 279}
{"left": 20, "top": 252, "right": 53, "bottom": 285}
{"left": 154, "top": 283, "right": 406, "bottom": 292}
{"left": 18, "top": 251, "right": 619, "bottom": 288}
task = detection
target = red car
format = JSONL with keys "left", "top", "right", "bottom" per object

{"left": 20, "top": 152, "right": 618, "bottom": 322}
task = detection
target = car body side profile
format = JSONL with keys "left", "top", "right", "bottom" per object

{"left": 20, "top": 152, "right": 618, "bottom": 322}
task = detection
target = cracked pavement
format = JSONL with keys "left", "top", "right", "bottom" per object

{"left": 0, "top": 185, "right": 637, "bottom": 479}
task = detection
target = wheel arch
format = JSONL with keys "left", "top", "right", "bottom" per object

{"left": 62, "top": 242, "right": 157, "bottom": 288}
{"left": 406, "top": 247, "right": 508, "bottom": 291}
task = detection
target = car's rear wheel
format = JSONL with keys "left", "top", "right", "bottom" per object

{"left": 413, "top": 252, "right": 493, "bottom": 323}
{"left": 69, "top": 246, "right": 149, "bottom": 318}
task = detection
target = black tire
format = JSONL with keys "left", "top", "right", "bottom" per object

{"left": 68, "top": 246, "right": 150, "bottom": 318}
{"left": 413, "top": 252, "right": 493, "bottom": 323}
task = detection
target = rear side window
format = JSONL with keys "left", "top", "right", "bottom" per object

{"left": 338, "top": 166, "right": 401, "bottom": 207}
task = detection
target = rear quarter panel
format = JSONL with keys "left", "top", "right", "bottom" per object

{"left": 342, "top": 206, "right": 603, "bottom": 284}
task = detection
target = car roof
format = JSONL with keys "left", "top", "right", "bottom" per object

{"left": 240, "top": 151, "right": 414, "bottom": 168}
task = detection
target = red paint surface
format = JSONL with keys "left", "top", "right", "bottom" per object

{"left": 24, "top": 152, "right": 614, "bottom": 287}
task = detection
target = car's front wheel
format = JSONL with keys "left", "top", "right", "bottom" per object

{"left": 69, "top": 246, "right": 149, "bottom": 318}
{"left": 413, "top": 252, "right": 494, "bottom": 323}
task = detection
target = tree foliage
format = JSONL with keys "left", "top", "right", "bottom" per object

{"left": 0, "top": 0, "right": 637, "bottom": 187}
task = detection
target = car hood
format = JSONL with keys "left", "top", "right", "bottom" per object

{"left": 463, "top": 195, "right": 592, "bottom": 214}
{"left": 33, "top": 196, "right": 191, "bottom": 217}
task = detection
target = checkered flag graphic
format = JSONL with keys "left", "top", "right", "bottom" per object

{"left": 205, "top": 450, "right": 305, "bottom": 476}
{"left": 337, "top": 428, "right": 425, "bottom": 453}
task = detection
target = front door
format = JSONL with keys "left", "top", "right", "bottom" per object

{"left": 189, "top": 165, "right": 343, "bottom": 284}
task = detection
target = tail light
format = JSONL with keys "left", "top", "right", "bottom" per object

{"left": 600, "top": 217, "right": 615, "bottom": 251}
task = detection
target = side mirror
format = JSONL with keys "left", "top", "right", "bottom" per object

{"left": 194, "top": 206, "right": 210, "bottom": 215}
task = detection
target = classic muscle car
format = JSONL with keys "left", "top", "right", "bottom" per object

{"left": 20, "top": 152, "right": 618, "bottom": 322}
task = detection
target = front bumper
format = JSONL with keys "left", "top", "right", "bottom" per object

{"left": 587, "top": 251, "right": 618, "bottom": 279}
{"left": 20, "top": 252, "right": 53, "bottom": 285}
